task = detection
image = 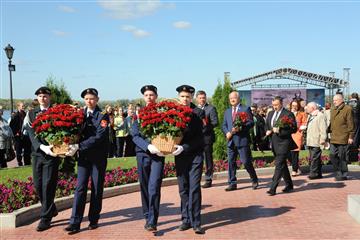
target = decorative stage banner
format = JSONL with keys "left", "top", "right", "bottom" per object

{"left": 306, "top": 89, "right": 325, "bottom": 107}
{"left": 238, "top": 88, "right": 325, "bottom": 107}
{"left": 250, "top": 89, "right": 307, "bottom": 107}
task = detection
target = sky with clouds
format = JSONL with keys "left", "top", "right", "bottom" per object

{"left": 1, "top": 0, "right": 359, "bottom": 101}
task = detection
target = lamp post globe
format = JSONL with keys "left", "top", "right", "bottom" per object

{"left": 4, "top": 44, "right": 14, "bottom": 60}
{"left": 4, "top": 44, "right": 15, "bottom": 114}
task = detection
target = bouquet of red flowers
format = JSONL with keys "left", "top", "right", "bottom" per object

{"left": 233, "top": 112, "right": 249, "bottom": 131}
{"left": 274, "top": 115, "right": 294, "bottom": 129}
{"left": 138, "top": 100, "right": 193, "bottom": 154}
{"left": 31, "top": 104, "right": 84, "bottom": 155}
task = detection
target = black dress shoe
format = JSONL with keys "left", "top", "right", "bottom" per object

{"left": 64, "top": 224, "right": 80, "bottom": 234}
{"left": 225, "top": 184, "right": 237, "bottom": 191}
{"left": 193, "top": 226, "right": 205, "bottom": 234}
{"left": 282, "top": 186, "right": 294, "bottom": 193}
{"left": 252, "top": 181, "right": 259, "bottom": 190}
{"left": 52, "top": 208, "right": 58, "bottom": 217}
{"left": 36, "top": 220, "right": 51, "bottom": 232}
{"left": 335, "top": 176, "right": 343, "bottom": 181}
{"left": 201, "top": 181, "right": 212, "bottom": 188}
{"left": 88, "top": 222, "right": 98, "bottom": 230}
{"left": 266, "top": 190, "right": 276, "bottom": 196}
{"left": 178, "top": 222, "right": 191, "bottom": 231}
{"left": 145, "top": 224, "right": 157, "bottom": 232}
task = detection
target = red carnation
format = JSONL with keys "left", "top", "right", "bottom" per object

{"left": 138, "top": 100, "right": 192, "bottom": 139}
{"left": 32, "top": 104, "right": 84, "bottom": 146}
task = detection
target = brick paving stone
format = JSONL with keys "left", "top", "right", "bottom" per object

{"left": 1, "top": 172, "right": 360, "bottom": 239}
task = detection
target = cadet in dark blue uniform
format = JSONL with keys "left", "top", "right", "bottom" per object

{"left": 25, "top": 87, "right": 60, "bottom": 231}
{"left": 130, "top": 85, "right": 165, "bottom": 232}
{"left": 64, "top": 88, "right": 109, "bottom": 234}
{"left": 172, "top": 85, "right": 205, "bottom": 235}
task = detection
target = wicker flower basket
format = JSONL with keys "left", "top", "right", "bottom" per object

{"left": 51, "top": 143, "right": 69, "bottom": 157}
{"left": 151, "top": 135, "right": 183, "bottom": 155}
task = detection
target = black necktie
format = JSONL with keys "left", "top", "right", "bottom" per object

{"left": 272, "top": 111, "right": 279, "bottom": 127}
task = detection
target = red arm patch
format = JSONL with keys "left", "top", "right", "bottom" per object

{"left": 101, "top": 120, "right": 108, "bottom": 128}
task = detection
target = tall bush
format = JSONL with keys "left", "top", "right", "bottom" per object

{"left": 212, "top": 76, "right": 233, "bottom": 160}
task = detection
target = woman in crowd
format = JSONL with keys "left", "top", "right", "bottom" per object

{"left": 0, "top": 106, "right": 14, "bottom": 168}
{"left": 125, "top": 104, "right": 136, "bottom": 157}
{"left": 114, "top": 106, "right": 128, "bottom": 158}
{"left": 289, "top": 99, "right": 307, "bottom": 176}
{"left": 105, "top": 105, "right": 116, "bottom": 158}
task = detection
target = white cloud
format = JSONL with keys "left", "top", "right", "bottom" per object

{"left": 97, "top": 0, "right": 175, "bottom": 19}
{"left": 52, "top": 30, "right": 69, "bottom": 37}
{"left": 121, "top": 25, "right": 150, "bottom": 38}
{"left": 121, "top": 25, "right": 137, "bottom": 32}
{"left": 58, "top": 5, "right": 76, "bottom": 13}
{"left": 173, "top": 21, "right": 191, "bottom": 29}
{"left": 133, "top": 29, "right": 150, "bottom": 38}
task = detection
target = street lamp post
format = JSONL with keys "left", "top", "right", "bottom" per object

{"left": 4, "top": 44, "right": 15, "bottom": 114}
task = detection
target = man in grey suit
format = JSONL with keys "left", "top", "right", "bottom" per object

{"left": 196, "top": 90, "right": 218, "bottom": 188}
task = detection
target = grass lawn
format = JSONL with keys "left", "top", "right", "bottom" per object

{"left": 0, "top": 150, "right": 328, "bottom": 184}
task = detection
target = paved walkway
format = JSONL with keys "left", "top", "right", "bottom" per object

{"left": 1, "top": 172, "right": 360, "bottom": 240}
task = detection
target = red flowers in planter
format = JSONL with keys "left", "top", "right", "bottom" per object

{"left": 31, "top": 104, "right": 84, "bottom": 145}
{"left": 138, "top": 100, "right": 193, "bottom": 139}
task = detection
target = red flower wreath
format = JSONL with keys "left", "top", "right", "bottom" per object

{"left": 138, "top": 100, "right": 193, "bottom": 139}
{"left": 31, "top": 104, "right": 84, "bottom": 145}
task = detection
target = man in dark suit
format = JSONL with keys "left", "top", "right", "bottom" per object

{"left": 196, "top": 90, "right": 218, "bottom": 188}
{"left": 265, "top": 96, "right": 297, "bottom": 196}
{"left": 10, "top": 101, "right": 31, "bottom": 166}
{"left": 222, "top": 91, "right": 258, "bottom": 191}
{"left": 130, "top": 85, "right": 165, "bottom": 232}
{"left": 172, "top": 85, "right": 205, "bottom": 234}
{"left": 24, "top": 87, "right": 60, "bottom": 231}
{"left": 64, "top": 88, "right": 109, "bottom": 234}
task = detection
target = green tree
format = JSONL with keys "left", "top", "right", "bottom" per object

{"left": 212, "top": 76, "right": 233, "bottom": 160}
{"left": 45, "top": 75, "right": 72, "bottom": 104}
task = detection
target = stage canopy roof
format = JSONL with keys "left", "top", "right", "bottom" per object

{"left": 231, "top": 68, "right": 348, "bottom": 89}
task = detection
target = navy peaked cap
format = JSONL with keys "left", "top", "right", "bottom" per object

{"left": 140, "top": 85, "right": 157, "bottom": 95}
{"left": 176, "top": 85, "right": 195, "bottom": 94}
{"left": 35, "top": 86, "right": 51, "bottom": 95}
{"left": 81, "top": 88, "right": 98, "bottom": 98}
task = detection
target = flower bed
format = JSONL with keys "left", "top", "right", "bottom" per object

{"left": 0, "top": 155, "right": 341, "bottom": 214}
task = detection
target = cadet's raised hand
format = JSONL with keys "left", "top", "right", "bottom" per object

{"left": 147, "top": 144, "right": 161, "bottom": 154}
{"left": 40, "top": 144, "right": 57, "bottom": 157}
{"left": 65, "top": 144, "right": 79, "bottom": 157}
{"left": 156, "top": 152, "right": 165, "bottom": 157}
{"left": 172, "top": 145, "right": 184, "bottom": 156}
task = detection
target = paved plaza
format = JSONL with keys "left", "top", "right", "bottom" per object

{"left": 1, "top": 171, "right": 360, "bottom": 240}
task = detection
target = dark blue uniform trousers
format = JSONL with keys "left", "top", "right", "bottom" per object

{"left": 136, "top": 155, "right": 164, "bottom": 226}
{"left": 70, "top": 159, "right": 107, "bottom": 225}
{"left": 227, "top": 144, "right": 258, "bottom": 185}
{"left": 32, "top": 155, "right": 59, "bottom": 221}
{"left": 175, "top": 153, "right": 203, "bottom": 228}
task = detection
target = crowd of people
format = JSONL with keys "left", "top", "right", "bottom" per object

{"left": 0, "top": 86, "right": 359, "bottom": 235}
